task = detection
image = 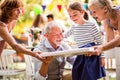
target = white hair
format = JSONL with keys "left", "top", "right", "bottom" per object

{"left": 88, "top": 0, "right": 113, "bottom": 12}
{"left": 44, "top": 20, "right": 63, "bottom": 34}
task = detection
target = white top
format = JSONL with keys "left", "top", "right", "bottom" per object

{"left": 40, "top": 47, "right": 94, "bottom": 57}
{"left": 64, "top": 21, "right": 102, "bottom": 47}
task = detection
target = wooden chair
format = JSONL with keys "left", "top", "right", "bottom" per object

{"left": 0, "top": 49, "right": 25, "bottom": 80}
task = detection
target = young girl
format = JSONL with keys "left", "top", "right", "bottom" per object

{"left": 88, "top": 0, "right": 120, "bottom": 56}
{"left": 64, "top": 2, "right": 106, "bottom": 80}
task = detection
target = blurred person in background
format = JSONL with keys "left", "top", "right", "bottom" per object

{"left": 32, "top": 14, "right": 47, "bottom": 29}
{"left": 46, "top": 14, "right": 54, "bottom": 22}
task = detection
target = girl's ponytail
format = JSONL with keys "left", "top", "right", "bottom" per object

{"left": 84, "top": 11, "right": 89, "bottom": 20}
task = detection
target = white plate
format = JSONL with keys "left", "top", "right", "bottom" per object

{"left": 40, "top": 47, "right": 94, "bottom": 57}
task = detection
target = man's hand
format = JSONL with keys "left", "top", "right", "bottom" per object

{"left": 34, "top": 52, "right": 53, "bottom": 64}
{"left": 41, "top": 56, "right": 54, "bottom": 64}
{"left": 39, "top": 56, "right": 53, "bottom": 77}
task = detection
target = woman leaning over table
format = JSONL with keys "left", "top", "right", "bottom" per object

{"left": 88, "top": 0, "right": 120, "bottom": 55}
{"left": 88, "top": 0, "right": 120, "bottom": 79}
{"left": 0, "top": 0, "right": 42, "bottom": 60}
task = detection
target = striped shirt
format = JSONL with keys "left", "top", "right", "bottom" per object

{"left": 64, "top": 21, "right": 102, "bottom": 47}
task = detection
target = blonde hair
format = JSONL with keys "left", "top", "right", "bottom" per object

{"left": 88, "top": 0, "right": 113, "bottom": 12}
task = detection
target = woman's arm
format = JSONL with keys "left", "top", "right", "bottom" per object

{"left": 0, "top": 22, "right": 42, "bottom": 60}
{"left": 101, "top": 19, "right": 120, "bottom": 51}
{"left": 93, "top": 35, "right": 120, "bottom": 55}
{"left": 93, "top": 36, "right": 120, "bottom": 56}
{"left": 102, "top": 20, "right": 115, "bottom": 42}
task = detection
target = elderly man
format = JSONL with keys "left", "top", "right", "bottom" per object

{"left": 33, "top": 21, "right": 75, "bottom": 80}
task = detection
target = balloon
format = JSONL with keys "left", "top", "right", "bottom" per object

{"left": 33, "top": 4, "right": 43, "bottom": 15}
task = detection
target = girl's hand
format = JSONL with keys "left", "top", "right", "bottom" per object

{"left": 85, "top": 52, "right": 93, "bottom": 56}
{"left": 93, "top": 45, "right": 103, "bottom": 55}
{"left": 84, "top": 45, "right": 104, "bottom": 56}
{"left": 100, "top": 57, "right": 105, "bottom": 67}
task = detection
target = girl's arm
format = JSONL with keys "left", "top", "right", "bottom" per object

{"left": 91, "top": 24, "right": 102, "bottom": 45}
{"left": 63, "top": 27, "right": 73, "bottom": 38}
